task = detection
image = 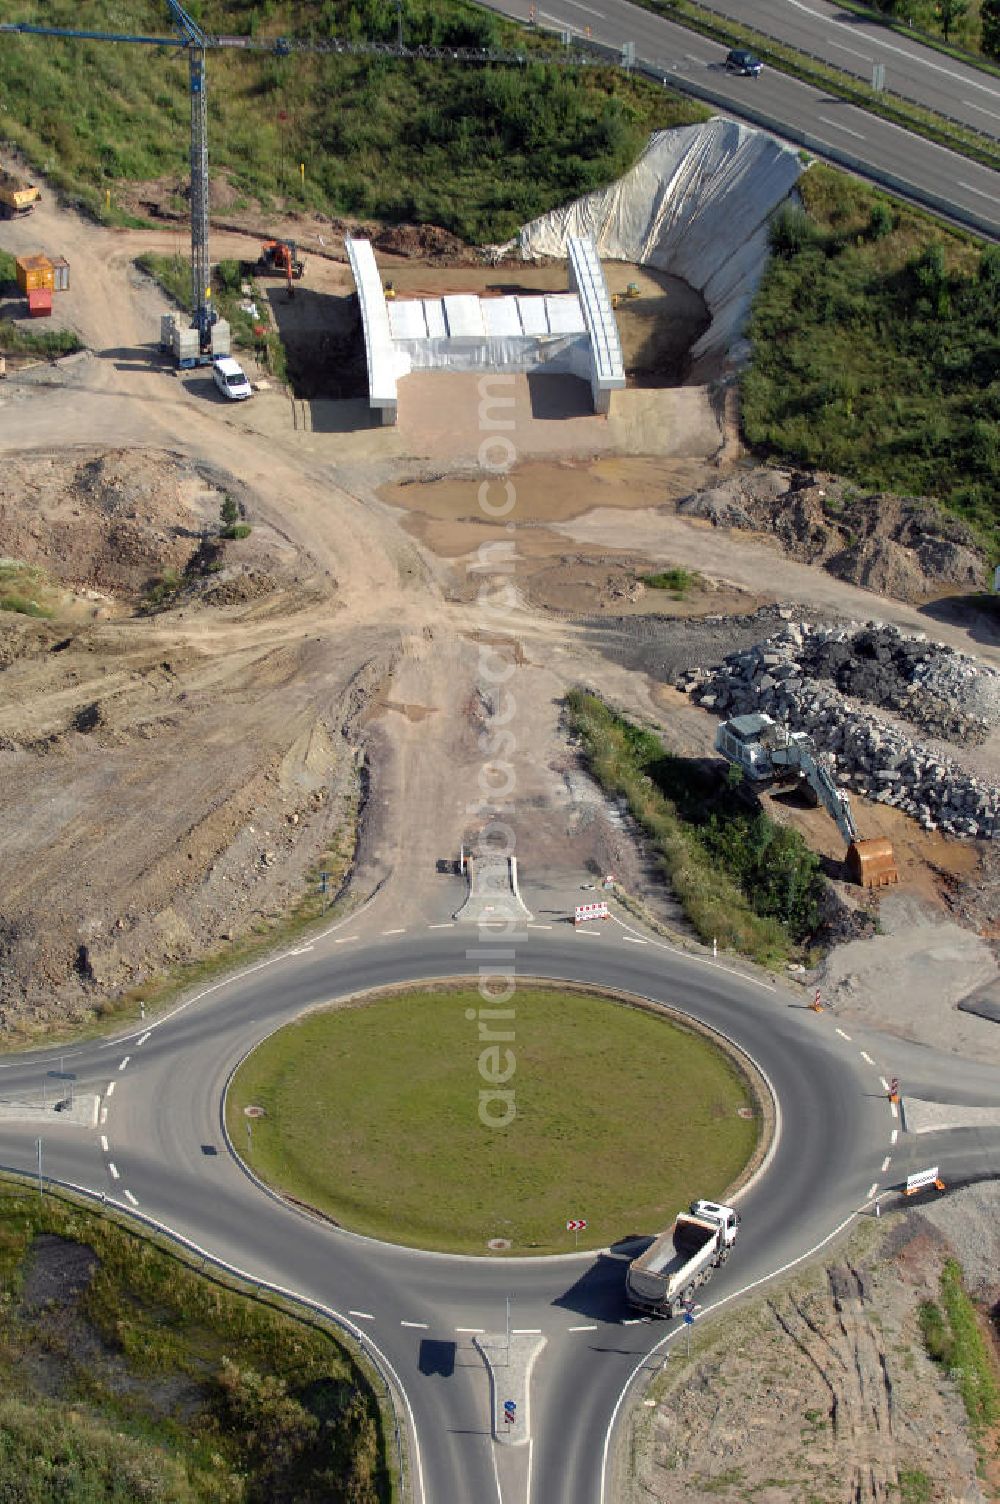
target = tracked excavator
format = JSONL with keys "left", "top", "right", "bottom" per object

{"left": 715, "top": 714, "right": 898, "bottom": 889}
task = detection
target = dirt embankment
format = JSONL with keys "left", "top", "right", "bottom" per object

{"left": 0, "top": 446, "right": 397, "bottom": 1034}
{"left": 626, "top": 1191, "right": 1000, "bottom": 1504}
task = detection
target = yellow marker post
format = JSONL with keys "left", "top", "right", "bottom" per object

{"left": 299, "top": 162, "right": 305, "bottom": 186}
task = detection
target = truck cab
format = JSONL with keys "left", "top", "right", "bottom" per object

{"left": 690, "top": 1199, "right": 740, "bottom": 1245}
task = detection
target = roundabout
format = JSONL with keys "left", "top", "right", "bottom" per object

{"left": 0, "top": 912, "right": 997, "bottom": 1504}
{"left": 224, "top": 982, "right": 761, "bottom": 1255}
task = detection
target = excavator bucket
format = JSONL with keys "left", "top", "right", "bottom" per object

{"left": 846, "top": 838, "right": 898, "bottom": 889}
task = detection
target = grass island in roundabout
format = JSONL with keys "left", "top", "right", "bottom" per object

{"left": 225, "top": 984, "right": 765, "bottom": 1256}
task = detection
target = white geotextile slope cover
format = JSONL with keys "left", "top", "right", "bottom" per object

{"left": 518, "top": 118, "right": 802, "bottom": 366}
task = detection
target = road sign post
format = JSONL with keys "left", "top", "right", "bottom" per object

{"left": 503, "top": 1399, "right": 517, "bottom": 1429}
{"left": 566, "top": 1218, "right": 588, "bottom": 1249}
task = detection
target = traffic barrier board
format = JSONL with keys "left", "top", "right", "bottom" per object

{"left": 566, "top": 1219, "right": 588, "bottom": 1232}
{"left": 905, "top": 1166, "right": 944, "bottom": 1196}
{"left": 574, "top": 902, "right": 610, "bottom": 925}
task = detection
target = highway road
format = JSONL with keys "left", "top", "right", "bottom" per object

{"left": 1, "top": 906, "right": 999, "bottom": 1502}
{"left": 479, "top": 0, "right": 1000, "bottom": 237}
{"left": 688, "top": 0, "right": 1000, "bottom": 143}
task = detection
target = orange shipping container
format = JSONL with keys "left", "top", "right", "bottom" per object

{"left": 16, "top": 254, "right": 54, "bottom": 294}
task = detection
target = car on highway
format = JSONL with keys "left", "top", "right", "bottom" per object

{"left": 725, "top": 48, "right": 763, "bottom": 77}
{"left": 212, "top": 356, "right": 253, "bottom": 401}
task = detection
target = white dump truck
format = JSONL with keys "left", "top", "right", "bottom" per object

{"left": 626, "top": 1200, "right": 740, "bottom": 1317}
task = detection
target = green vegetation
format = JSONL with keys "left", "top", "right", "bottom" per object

{"left": 226, "top": 985, "right": 758, "bottom": 1254}
{"left": 1, "top": 0, "right": 705, "bottom": 243}
{"left": 633, "top": 0, "right": 1000, "bottom": 168}
{"left": 641, "top": 566, "right": 704, "bottom": 598}
{"left": 897, "top": 1468, "right": 933, "bottom": 1504}
{"left": 743, "top": 168, "right": 1000, "bottom": 555}
{"left": 919, "top": 1258, "right": 1000, "bottom": 1444}
{"left": 222, "top": 523, "right": 253, "bottom": 539}
{"left": 0, "top": 320, "right": 83, "bottom": 359}
{"left": 0, "top": 560, "right": 57, "bottom": 617}
{"left": 0, "top": 1180, "right": 390, "bottom": 1503}
{"left": 567, "top": 691, "right": 826, "bottom": 967}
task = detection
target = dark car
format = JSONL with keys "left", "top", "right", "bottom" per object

{"left": 726, "top": 48, "right": 763, "bottom": 77}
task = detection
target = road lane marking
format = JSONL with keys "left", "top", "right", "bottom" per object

{"left": 99, "top": 1107, "right": 107, "bottom": 1125}
{"left": 958, "top": 179, "right": 997, "bottom": 200}
{"left": 881, "top": 1156, "right": 891, "bottom": 1173}
{"left": 106, "top": 1081, "right": 115, "bottom": 1096}
{"left": 577, "top": 928, "right": 602, "bottom": 935}
{"left": 880, "top": 1076, "right": 889, "bottom": 1092}
{"left": 382, "top": 928, "right": 406, "bottom": 935}
{"left": 835, "top": 1028, "right": 852, "bottom": 1040}
{"left": 334, "top": 935, "right": 358, "bottom": 944}
{"left": 400, "top": 1320, "right": 428, "bottom": 1329}
{"left": 289, "top": 944, "right": 314, "bottom": 954}
{"left": 137, "top": 1031, "right": 151, "bottom": 1047}
{"left": 349, "top": 1310, "right": 374, "bottom": 1321}
{"left": 100, "top": 1136, "right": 108, "bottom": 1152}
{"left": 610, "top": 915, "right": 776, "bottom": 992}
{"left": 456, "top": 1327, "right": 484, "bottom": 1334}
{"left": 891, "top": 1128, "right": 898, "bottom": 1145}
{"left": 513, "top": 1327, "right": 542, "bottom": 1334}
{"left": 621, "top": 935, "right": 647, "bottom": 945}
{"left": 428, "top": 922, "right": 454, "bottom": 929}
{"left": 860, "top": 1051, "right": 874, "bottom": 1065}
{"left": 569, "top": 1323, "right": 598, "bottom": 1331}
{"left": 123, "top": 1189, "right": 138, "bottom": 1206}
{"left": 108, "top": 1163, "right": 120, "bottom": 1180}
{"left": 818, "top": 115, "right": 867, "bottom": 140}
{"left": 829, "top": 38, "right": 872, "bottom": 62}
{"left": 527, "top": 923, "right": 552, "bottom": 930}
{"left": 567, "top": 0, "right": 605, "bottom": 16}
{"left": 964, "top": 100, "right": 1000, "bottom": 121}
{"left": 622, "top": 1318, "right": 643, "bottom": 1325}
{"left": 118, "top": 1057, "right": 130, "bottom": 1071}
{"left": 890, "top": 1101, "right": 898, "bottom": 1119}
{"left": 867, "top": 1182, "right": 878, "bottom": 1198}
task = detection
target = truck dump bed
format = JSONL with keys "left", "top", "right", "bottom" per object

{"left": 632, "top": 1214, "right": 715, "bottom": 1278}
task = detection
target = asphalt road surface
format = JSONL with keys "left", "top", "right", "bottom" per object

{"left": 1, "top": 904, "right": 999, "bottom": 1503}
{"left": 479, "top": 0, "right": 1000, "bottom": 238}
{"left": 691, "top": 0, "right": 1000, "bottom": 143}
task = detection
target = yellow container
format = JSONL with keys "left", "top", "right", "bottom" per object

{"left": 15, "top": 254, "right": 54, "bottom": 294}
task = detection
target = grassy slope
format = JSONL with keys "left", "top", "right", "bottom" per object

{"left": 742, "top": 168, "right": 1000, "bottom": 555}
{"left": 0, "top": 0, "right": 705, "bottom": 242}
{"left": 0, "top": 1184, "right": 389, "bottom": 1503}
{"left": 226, "top": 986, "right": 757, "bottom": 1254}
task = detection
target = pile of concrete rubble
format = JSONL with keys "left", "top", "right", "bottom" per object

{"left": 677, "top": 620, "right": 1000, "bottom": 838}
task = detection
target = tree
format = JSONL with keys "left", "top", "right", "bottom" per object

{"left": 982, "top": 0, "right": 1000, "bottom": 59}
{"left": 935, "top": 0, "right": 967, "bottom": 41}
{"left": 220, "top": 494, "right": 239, "bottom": 528}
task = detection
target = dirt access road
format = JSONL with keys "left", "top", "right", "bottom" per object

{"left": 0, "top": 189, "right": 998, "bottom": 1060}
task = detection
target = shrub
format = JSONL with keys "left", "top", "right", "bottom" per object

{"left": 221, "top": 523, "right": 252, "bottom": 540}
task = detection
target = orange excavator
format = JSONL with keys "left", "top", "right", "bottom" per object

{"left": 716, "top": 714, "right": 898, "bottom": 889}
{"left": 257, "top": 239, "right": 305, "bottom": 282}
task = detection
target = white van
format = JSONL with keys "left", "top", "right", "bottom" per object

{"left": 212, "top": 356, "right": 252, "bottom": 401}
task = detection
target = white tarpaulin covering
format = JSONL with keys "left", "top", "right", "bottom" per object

{"left": 518, "top": 118, "right": 803, "bottom": 367}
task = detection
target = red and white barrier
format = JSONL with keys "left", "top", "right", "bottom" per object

{"left": 575, "top": 902, "right": 610, "bottom": 926}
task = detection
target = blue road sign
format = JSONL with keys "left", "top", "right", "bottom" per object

{"left": 503, "top": 1400, "right": 517, "bottom": 1421}
{"left": 683, "top": 1312, "right": 695, "bottom": 1326}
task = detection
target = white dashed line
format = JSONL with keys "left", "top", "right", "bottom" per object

{"left": 577, "top": 928, "right": 602, "bottom": 936}
{"left": 828, "top": 38, "right": 871, "bottom": 62}
{"left": 513, "top": 1328, "right": 542, "bottom": 1334}
{"left": 890, "top": 1101, "right": 898, "bottom": 1119}
{"left": 621, "top": 936, "right": 647, "bottom": 945}
{"left": 456, "top": 1327, "right": 484, "bottom": 1334}
{"left": 123, "top": 1189, "right": 138, "bottom": 1207}
{"left": 137, "top": 1031, "right": 151, "bottom": 1047}
{"left": 382, "top": 928, "right": 406, "bottom": 936}
{"left": 108, "top": 1163, "right": 120, "bottom": 1180}
{"left": 817, "top": 115, "right": 866, "bottom": 140}
{"left": 400, "top": 1320, "right": 428, "bottom": 1329}
{"left": 118, "top": 1057, "right": 130, "bottom": 1072}
{"left": 428, "top": 923, "right": 454, "bottom": 930}
{"left": 958, "top": 179, "right": 997, "bottom": 200}
{"left": 334, "top": 935, "right": 358, "bottom": 945}
{"left": 881, "top": 1156, "right": 891, "bottom": 1173}
{"left": 860, "top": 1051, "right": 874, "bottom": 1065}
{"left": 106, "top": 1081, "right": 116, "bottom": 1097}
{"left": 289, "top": 944, "right": 314, "bottom": 955}
{"left": 99, "top": 1107, "right": 107, "bottom": 1126}
{"left": 963, "top": 101, "right": 1000, "bottom": 122}
{"left": 891, "top": 1129, "right": 898, "bottom": 1145}
{"left": 527, "top": 923, "right": 553, "bottom": 930}
{"left": 622, "top": 1318, "right": 644, "bottom": 1326}
{"left": 879, "top": 1076, "right": 889, "bottom": 1093}
{"left": 867, "top": 1182, "right": 878, "bottom": 1199}
{"left": 569, "top": 1324, "right": 598, "bottom": 1332}
{"left": 100, "top": 1136, "right": 109, "bottom": 1153}
{"left": 835, "top": 1028, "right": 851, "bottom": 1041}
{"left": 349, "top": 1310, "right": 375, "bottom": 1321}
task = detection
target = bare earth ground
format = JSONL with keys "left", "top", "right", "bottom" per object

{"left": 2, "top": 179, "right": 1000, "bottom": 1497}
